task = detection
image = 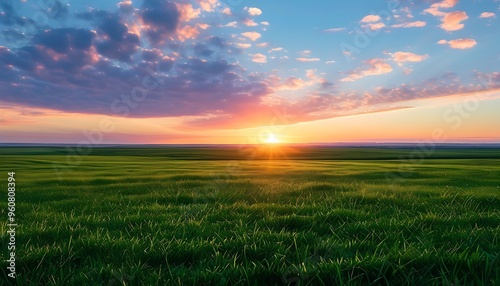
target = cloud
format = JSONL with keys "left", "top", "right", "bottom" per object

{"left": 34, "top": 28, "right": 95, "bottom": 54}
{"left": 265, "top": 70, "right": 323, "bottom": 91}
{"left": 236, "top": 43, "right": 251, "bottom": 49}
{"left": 360, "top": 15, "right": 381, "bottom": 23}
{"left": 175, "top": 3, "right": 200, "bottom": 22}
{"left": 366, "top": 22, "right": 385, "bottom": 30}
{"left": 117, "top": 0, "right": 134, "bottom": 13}
{"left": 359, "top": 15, "right": 385, "bottom": 30}
{"left": 423, "top": 0, "right": 467, "bottom": 31}
{"left": 221, "top": 7, "right": 231, "bottom": 15}
{"left": 245, "top": 7, "right": 262, "bottom": 16}
{"left": 440, "top": 11, "right": 468, "bottom": 31}
{"left": 296, "top": 58, "right": 320, "bottom": 62}
{"left": 241, "top": 31, "right": 261, "bottom": 41}
{"left": 479, "top": 12, "right": 495, "bottom": 19}
{"left": 438, "top": 38, "right": 477, "bottom": 49}
{"left": 197, "top": 0, "right": 217, "bottom": 12}
{"left": 208, "top": 36, "right": 228, "bottom": 49}
{"left": 0, "top": 2, "right": 276, "bottom": 125}
{"left": 193, "top": 44, "right": 213, "bottom": 57}
{"left": 391, "top": 21, "right": 426, "bottom": 28}
{"left": 93, "top": 15, "right": 141, "bottom": 62}
{"left": 323, "top": 27, "right": 346, "bottom": 32}
{"left": 341, "top": 58, "right": 393, "bottom": 82}
{"left": 424, "top": 0, "right": 458, "bottom": 17}
{"left": 392, "top": 52, "right": 429, "bottom": 64}
{"left": 251, "top": 53, "right": 267, "bottom": 63}
{"left": 269, "top": 47, "right": 284, "bottom": 53}
{"left": 140, "top": 0, "right": 180, "bottom": 44}
{"left": 3, "top": 0, "right": 498, "bottom": 133}
{"left": 242, "top": 18, "right": 258, "bottom": 27}
{"left": 475, "top": 72, "right": 500, "bottom": 88}
{"left": 0, "top": 41, "right": 270, "bottom": 120}
{"left": 299, "top": 50, "right": 312, "bottom": 56}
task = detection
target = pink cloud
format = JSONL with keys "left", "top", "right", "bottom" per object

{"left": 392, "top": 21, "right": 427, "bottom": 28}
{"left": 438, "top": 38, "right": 477, "bottom": 49}
{"left": 197, "top": 0, "right": 217, "bottom": 12}
{"left": 424, "top": 0, "right": 467, "bottom": 32}
{"left": 296, "top": 57, "right": 320, "bottom": 62}
{"left": 245, "top": 7, "right": 262, "bottom": 16}
{"left": 360, "top": 15, "right": 381, "bottom": 23}
{"left": 479, "top": 12, "right": 495, "bottom": 18}
{"left": 236, "top": 43, "right": 251, "bottom": 49}
{"left": 242, "top": 18, "right": 258, "bottom": 27}
{"left": 221, "top": 7, "right": 231, "bottom": 15}
{"left": 251, "top": 53, "right": 267, "bottom": 63}
{"left": 278, "top": 77, "right": 308, "bottom": 90}
{"left": 440, "top": 11, "right": 468, "bottom": 31}
{"left": 241, "top": 31, "right": 261, "bottom": 41}
{"left": 366, "top": 22, "right": 385, "bottom": 30}
{"left": 449, "top": 38, "right": 477, "bottom": 49}
{"left": 175, "top": 3, "right": 200, "bottom": 22}
{"left": 424, "top": 0, "right": 458, "bottom": 17}
{"left": 392, "top": 52, "right": 429, "bottom": 63}
{"left": 323, "top": 27, "right": 346, "bottom": 32}
{"left": 269, "top": 47, "right": 284, "bottom": 53}
{"left": 341, "top": 59, "right": 393, "bottom": 82}
{"left": 177, "top": 25, "right": 200, "bottom": 41}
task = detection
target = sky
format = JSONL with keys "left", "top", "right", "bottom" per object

{"left": 0, "top": 0, "right": 499, "bottom": 144}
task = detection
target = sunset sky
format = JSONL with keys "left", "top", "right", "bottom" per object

{"left": 0, "top": 0, "right": 499, "bottom": 144}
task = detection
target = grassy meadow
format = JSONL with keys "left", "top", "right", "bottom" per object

{"left": 1, "top": 146, "right": 499, "bottom": 285}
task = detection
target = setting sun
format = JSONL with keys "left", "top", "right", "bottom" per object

{"left": 263, "top": 133, "right": 281, "bottom": 144}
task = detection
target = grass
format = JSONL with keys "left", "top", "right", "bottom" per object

{"left": 0, "top": 146, "right": 499, "bottom": 285}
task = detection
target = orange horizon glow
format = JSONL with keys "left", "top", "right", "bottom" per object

{"left": 1, "top": 89, "right": 499, "bottom": 145}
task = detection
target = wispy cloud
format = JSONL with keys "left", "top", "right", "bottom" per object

{"left": 296, "top": 58, "right": 320, "bottom": 62}
{"left": 269, "top": 47, "right": 284, "bottom": 53}
{"left": 391, "top": 21, "right": 426, "bottom": 28}
{"left": 341, "top": 59, "right": 393, "bottom": 82}
{"left": 323, "top": 27, "right": 346, "bottom": 32}
{"left": 438, "top": 38, "right": 477, "bottom": 49}
{"left": 479, "top": 12, "right": 495, "bottom": 19}
{"left": 391, "top": 52, "right": 429, "bottom": 64}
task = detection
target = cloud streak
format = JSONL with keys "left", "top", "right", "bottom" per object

{"left": 438, "top": 38, "right": 477, "bottom": 49}
{"left": 341, "top": 59, "right": 393, "bottom": 82}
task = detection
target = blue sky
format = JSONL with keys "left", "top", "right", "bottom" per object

{"left": 0, "top": 0, "right": 499, "bottom": 143}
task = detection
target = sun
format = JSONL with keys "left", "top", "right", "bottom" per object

{"left": 263, "top": 133, "right": 281, "bottom": 144}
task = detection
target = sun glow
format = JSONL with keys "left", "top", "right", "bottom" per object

{"left": 263, "top": 133, "right": 281, "bottom": 144}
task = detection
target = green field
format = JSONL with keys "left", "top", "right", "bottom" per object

{"left": 1, "top": 147, "right": 499, "bottom": 285}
